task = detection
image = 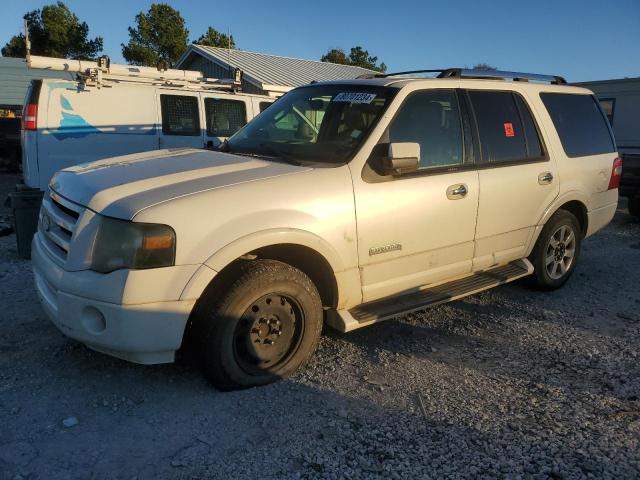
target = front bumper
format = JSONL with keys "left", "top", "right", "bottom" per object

{"left": 32, "top": 233, "right": 196, "bottom": 364}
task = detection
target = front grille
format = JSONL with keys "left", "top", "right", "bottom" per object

{"left": 39, "top": 191, "right": 84, "bottom": 262}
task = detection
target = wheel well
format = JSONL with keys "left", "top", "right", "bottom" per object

{"left": 558, "top": 201, "right": 588, "bottom": 235}
{"left": 249, "top": 244, "right": 338, "bottom": 309}
{"left": 182, "top": 244, "right": 338, "bottom": 355}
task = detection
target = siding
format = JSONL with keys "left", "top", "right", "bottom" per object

{"left": 0, "top": 56, "right": 75, "bottom": 107}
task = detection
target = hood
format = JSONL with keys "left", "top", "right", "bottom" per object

{"left": 50, "top": 148, "right": 309, "bottom": 219}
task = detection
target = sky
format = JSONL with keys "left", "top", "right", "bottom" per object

{"left": 0, "top": 0, "right": 638, "bottom": 82}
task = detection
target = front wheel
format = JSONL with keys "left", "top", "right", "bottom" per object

{"left": 529, "top": 210, "right": 582, "bottom": 290}
{"left": 197, "top": 259, "right": 323, "bottom": 390}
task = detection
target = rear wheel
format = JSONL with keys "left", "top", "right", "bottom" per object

{"left": 629, "top": 196, "right": 640, "bottom": 219}
{"left": 529, "top": 210, "right": 582, "bottom": 290}
{"left": 196, "top": 259, "right": 323, "bottom": 390}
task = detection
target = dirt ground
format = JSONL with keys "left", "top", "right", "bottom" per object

{"left": 0, "top": 174, "right": 639, "bottom": 479}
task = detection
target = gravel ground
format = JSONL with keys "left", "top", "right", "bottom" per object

{"left": 1, "top": 174, "right": 639, "bottom": 479}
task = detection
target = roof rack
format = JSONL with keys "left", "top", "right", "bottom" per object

{"left": 358, "top": 68, "right": 567, "bottom": 85}
{"left": 25, "top": 55, "right": 244, "bottom": 92}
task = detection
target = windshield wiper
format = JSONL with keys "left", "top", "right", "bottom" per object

{"left": 257, "top": 143, "right": 302, "bottom": 166}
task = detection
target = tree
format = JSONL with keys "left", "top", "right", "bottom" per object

{"left": 194, "top": 27, "right": 235, "bottom": 49}
{"left": 320, "top": 48, "right": 349, "bottom": 65}
{"left": 320, "top": 46, "right": 386, "bottom": 72}
{"left": 473, "top": 63, "right": 497, "bottom": 71}
{"left": 1, "top": 1, "right": 103, "bottom": 60}
{"left": 348, "top": 46, "right": 386, "bottom": 72}
{"left": 122, "top": 3, "right": 189, "bottom": 67}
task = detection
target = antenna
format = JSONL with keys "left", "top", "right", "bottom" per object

{"left": 24, "top": 19, "right": 31, "bottom": 64}
{"left": 227, "top": 26, "right": 232, "bottom": 76}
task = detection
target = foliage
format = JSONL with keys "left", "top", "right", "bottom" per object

{"left": 473, "top": 63, "right": 498, "bottom": 71}
{"left": 194, "top": 27, "right": 235, "bottom": 49}
{"left": 321, "top": 46, "right": 386, "bottom": 72}
{"left": 122, "top": 3, "right": 189, "bottom": 66}
{"left": 1, "top": 1, "right": 103, "bottom": 60}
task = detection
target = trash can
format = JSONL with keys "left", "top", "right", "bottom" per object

{"left": 9, "top": 189, "right": 43, "bottom": 259}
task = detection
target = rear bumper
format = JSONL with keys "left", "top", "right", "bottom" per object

{"left": 32, "top": 233, "right": 196, "bottom": 364}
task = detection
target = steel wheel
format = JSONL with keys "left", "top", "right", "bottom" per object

{"left": 232, "top": 293, "right": 305, "bottom": 375}
{"left": 544, "top": 225, "right": 576, "bottom": 280}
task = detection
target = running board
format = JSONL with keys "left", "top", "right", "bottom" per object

{"left": 329, "top": 259, "right": 533, "bottom": 333}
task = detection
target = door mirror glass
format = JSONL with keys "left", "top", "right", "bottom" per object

{"left": 386, "top": 142, "right": 420, "bottom": 175}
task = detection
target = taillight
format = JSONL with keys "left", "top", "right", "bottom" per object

{"left": 23, "top": 103, "right": 37, "bottom": 130}
{"left": 608, "top": 157, "right": 623, "bottom": 190}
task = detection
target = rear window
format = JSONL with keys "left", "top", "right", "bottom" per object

{"left": 540, "top": 93, "right": 615, "bottom": 157}
{"left": 204, "top": 98, "right": 247, "bottom": 137}
{"left": 160, "top": 95, "right": 200, "bottom": 136}
{"left": 469, "top": 91, "right": 543, "bottom": 163}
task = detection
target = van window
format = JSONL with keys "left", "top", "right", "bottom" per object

{"left": 160, "top": 95, "right": 200, "bottom": 136}
{"left": 259, "top": 101, "right": 273, "bottom": 113}
{"left": 540, "top": 93, "right": 615, "bottom": 157}
{"left": 204, "top": 98, "right": 247, "bottom": 137}
{"left": 388, "top": 89, "right": 463, "bottom": 170}
{"left": 469, "top": 91, "right": 535, "bottom": 163}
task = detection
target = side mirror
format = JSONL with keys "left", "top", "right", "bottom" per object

{"left": 385, "top": 142, "right": 420, "bottom": 175}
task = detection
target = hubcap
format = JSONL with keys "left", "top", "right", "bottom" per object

{"left": 233, "top": 294, "right": 304, "bottom": 374}
{"left": 545, "top": 225, "right": 576, "bottom": 280}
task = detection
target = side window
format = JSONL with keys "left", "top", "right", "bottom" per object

{"left": 469, "top": 91, "right": 529, "bottom": 163}
{"left": 259, "top": 101, "right": 273, "bottom": 113}
{"left": 388, "top": 89, "right": 464, "bottom": 170}
{"left": 540, "top": 93, "right": 615, "bottom": 157}
{"left": 160, "top": 95, "right": 200, "bottom": 136}
{"left": 598, "top": 98, "right": 615, "bottom": 126}
{"left": 204, "top": 98, "right": 247, "bottom": 137}
{"left": 514, "top": 95, "right": 544, "bottom": 159}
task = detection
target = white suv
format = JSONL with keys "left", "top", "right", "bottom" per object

{"left": 32, "top": 69, "right": 621, "bottom": 390}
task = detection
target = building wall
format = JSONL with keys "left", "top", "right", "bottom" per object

{"left": 0, "top": 57, "right": 75, "bottom": 108}
{"left": 577, "top": 79, "right": 640, "bottom": 150}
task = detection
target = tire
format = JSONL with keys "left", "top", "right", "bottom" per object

{"left": 529, "top": 209, "right": 582, "bottom": 290}
{"left": 629, "top": 196, "right": 640, "bottom": 219}
{"left": 196, "top": 259, "right": 323, "bottom": 390}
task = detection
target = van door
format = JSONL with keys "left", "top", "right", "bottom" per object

{"left": 202, "top": 95, "right": 251, "bottom": 148}
{"left": 467, "top": 90, "right": 560, "bottom": 269}
{"left": 158, "top": 92, "right": 203, "bottom": 149}
{"left": 353, "top": 89, "right": 480, "bottom": 302}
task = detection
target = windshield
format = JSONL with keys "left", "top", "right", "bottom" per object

{"left": 226, "top": 85, "right": 396, "bottom": 164}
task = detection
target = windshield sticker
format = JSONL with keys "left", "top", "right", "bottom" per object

{"left": 333, "top": 92, "right": 377, "bottom": 104}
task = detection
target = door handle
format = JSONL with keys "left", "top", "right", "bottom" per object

{"left": 538, "top": 172, "right": 554, "bottom": 185}
{"left": 447, "top": 183, "right": 468, "bottom": 199}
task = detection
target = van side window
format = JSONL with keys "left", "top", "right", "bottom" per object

{"left": 469, "top": 91, "right": 534, "bottom": 164}
{"left": 259, "top": 101, "right": 273, "bottom": 113}
{"left": 160, "top": 95, "right": 200, "bottom": 136}
{"left": 204, "top": 98, "right": 247, "bottom": 137}
{"left": 540, "top": 93, "right": 615, "bottom": 157}
{"left": 388, "top": 89, "right": 464, "bottom": 170}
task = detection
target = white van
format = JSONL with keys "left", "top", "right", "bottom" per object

{"left": 21, "top": 57, "right": 276, "bottom": 192}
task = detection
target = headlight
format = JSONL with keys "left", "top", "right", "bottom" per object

{"left": 91, "top": 216, "right": 176, "bottom": 273}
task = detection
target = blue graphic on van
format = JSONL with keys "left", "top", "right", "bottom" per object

{"left": 50, "top": 94, "right": 100, "bottom": 139}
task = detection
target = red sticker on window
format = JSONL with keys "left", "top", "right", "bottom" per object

{"left": 504, "top": 122, "right": 515, "bottom": 137}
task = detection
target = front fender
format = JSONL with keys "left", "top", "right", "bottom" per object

{"left": 179, "top": 228, "right": 347, "bottom": 301}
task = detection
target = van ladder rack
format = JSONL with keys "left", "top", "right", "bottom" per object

{"left": 359, "top": 68, "right": 567, "bottom": 85}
